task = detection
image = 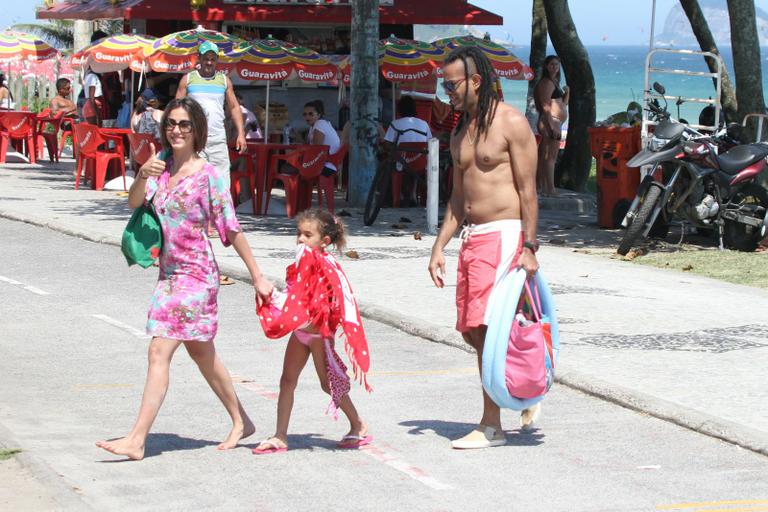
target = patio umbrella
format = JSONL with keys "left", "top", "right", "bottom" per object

{"left": 0, "top": 32, "right": 61, "bottom": 111}
{"left": 432, "top": 35, "right": 533, "bottom": 81}
{"left": 340, "top": 37, "right": 443, "bottom": 120}
{"left": 0, "top": 31, "right": 60, "bottom": 95}
{"left": 76, "top": 34, "right": 157, "bottom": 113}
{"left": 78, "top": 34, "right": 156, "bottom": 74}
{"left": 339, "top": 38, "right": 443, "bottom": 85}
{"left": 0, "top": 31, "right": 59, "bottom": 64}
{"left": 142, "top": 26, "right": 249, "bottom": 73}
{"left": 236, "top": 37, "right": 338, "bottom": 137}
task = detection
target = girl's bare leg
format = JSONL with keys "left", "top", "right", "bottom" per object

{"left": 255, "top": 336, "right": 310, "bottom": 451}
{"left": 183, "top": 340, "right": 255, "bottom": 450}
{"left": 95, "top": 337, "right": 182, "bottom": 460}
{"left": 308, "top": 341, "right": 367, "bottom": 444}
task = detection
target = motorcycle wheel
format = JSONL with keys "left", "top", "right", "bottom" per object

{"left": 617, "top": 184, "right": 663, "bottom": 256}
{"left": 363, "top": 161, "right": 392, "bottom": 226}
{"left": 723, "top": 184, "right": 768, "bottom": 252}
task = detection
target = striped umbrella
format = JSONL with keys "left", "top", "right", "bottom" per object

{"left": 339, "top": 37, "right": 443, "bottom": 85}
{"left": 143, "top": 26, "right": 249, "bottom": 73}
{"left": 236, "top": 37, "right": 338, "bottom": 136}
{"left": 432, "top": 36, "right": 533, "bottom": 80}
{"left": 0, "top": 31, "right": 60, "bottom": 63}
{"left": 76, "top": 34, "right": 156, "bottom": 73}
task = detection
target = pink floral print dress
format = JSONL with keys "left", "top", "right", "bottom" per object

{"left": 143, "top": 160, "right": 240, "bottom": 342}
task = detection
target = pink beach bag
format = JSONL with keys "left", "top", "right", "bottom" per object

{"left": 505, "top": 280, "right": 548, "bottom": 399}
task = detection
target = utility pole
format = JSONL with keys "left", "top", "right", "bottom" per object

{"left": 348, "top": 0, "right": 379, "bottom": 207}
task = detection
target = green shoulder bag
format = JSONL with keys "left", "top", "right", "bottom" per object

{"left": 121, "top": 150, "right": 169, "bottom": 268}
{"left": 121, "top": 197, "right": 163, "bottom": 268}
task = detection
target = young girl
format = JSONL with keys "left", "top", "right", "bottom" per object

{"left": 254, "top": 209, "right": 371, "bottom": 454}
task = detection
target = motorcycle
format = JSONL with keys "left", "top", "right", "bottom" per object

{"left": 617, "top": 82, "right": 768, "bottom": 255}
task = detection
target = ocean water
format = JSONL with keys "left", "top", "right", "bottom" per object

{"left": 497, "top": 45, "right": 768, "bottom": 124}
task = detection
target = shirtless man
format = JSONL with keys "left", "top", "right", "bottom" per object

{"left": 49, "top": 78, "right": 77, "bottom": 117}
{"left": 427, "top": 46, "right": 540, "bottom": 449}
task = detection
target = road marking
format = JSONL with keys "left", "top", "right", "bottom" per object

{"left": 91, "top": 314, "right": 146, "bottom": 339}
{"left": 658, "top": 500, "right": 768, "bottom": 510}
{"left": 234, "top": 379, "right": 280, "bottom": 401}
{"left": 360, "top": 443, "right": 453, "bottom": 490}
{"left": 0, "top": 275, "right": 50, "bottom": 296}
{"left": 232, "top": 374, "right": 452, "bottom": 491}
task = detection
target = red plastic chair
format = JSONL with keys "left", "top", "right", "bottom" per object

{"left": 264, "top": 144, "right": 329, "bottom": 218}
{"left": 315, "top": 144, "right": 347, "bottom": 214}
{"left": 229, "top": 147, "right": 259, "bottom": 215}
{"left": 73, "top": 123, "right": 126, "bottom": 191}
{"left": 57, "top": 116, "right": 75, "bottom": 160}
{"left": 0, "top": 112, "right": 37, "bottom": 164}
{"left": 127, "top": 132, "right": 160, "bottom": 168}
{"left": 391, "top": 141, "right": 428, "bottom": 208}
{"left": 36, "top": 108, "right": 67, "bottom": 163}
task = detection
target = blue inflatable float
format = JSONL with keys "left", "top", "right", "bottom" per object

{"left": 481, "top": 269, "right": 560, "bottom": 410}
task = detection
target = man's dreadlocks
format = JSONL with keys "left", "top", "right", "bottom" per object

{"left": 444, "top": 46, "right": 499, "bottom": 142}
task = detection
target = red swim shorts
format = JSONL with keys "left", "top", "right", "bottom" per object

{"left": 455, "top": 219, "right": 522, "bottom": 333}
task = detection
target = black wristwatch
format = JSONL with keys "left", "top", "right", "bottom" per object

{"left": 523, "top": 240, "right": 539, "bottom": 253}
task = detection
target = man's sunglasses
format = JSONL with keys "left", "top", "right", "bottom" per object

{"left": 164, "top": 119, "right": 193, "bottom": 133}
{"left": 440, "top": 78, "right": 467, "bottom": 93}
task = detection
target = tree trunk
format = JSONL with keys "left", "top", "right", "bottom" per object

{"left": 348, "top": 0, "right": 380, "bottom": 207}
{"left": 679, "top": 0, "right": 738, "bottom": 123}
{"left": 543, "top": 0, "right": 595, "bottom": 192}
{"left": 727, "top": 0, "right": 766, "bottom": 141}
{"left": 526, "top": 0, "right": 548, "bottom": 125}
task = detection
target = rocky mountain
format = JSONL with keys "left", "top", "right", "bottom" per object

{"left": 656, "top": 0, "right": 768, "bottom": 46}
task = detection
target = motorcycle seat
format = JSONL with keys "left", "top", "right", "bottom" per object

{"left": 716, "top": 143, "right": 768, "bottom": 175}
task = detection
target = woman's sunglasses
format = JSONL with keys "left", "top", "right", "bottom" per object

{"left": 164, "top": 118, "right": 193, "bottom": 133}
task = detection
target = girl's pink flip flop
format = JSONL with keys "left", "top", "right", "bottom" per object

{"left": 337, "top": 434, "right": 373, "bottom": 449}
{"left": 252, "top": 440, "right": 287, "bottom": 455}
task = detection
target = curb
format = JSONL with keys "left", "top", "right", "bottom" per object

{"left": 538, "top": 195, "right": 596, "bottom": 214}
{"left": 3, "top": 209, "right": 767, "bottom": 460}
{"left": 0, "top": 421, "right": 93, "bottom": 511}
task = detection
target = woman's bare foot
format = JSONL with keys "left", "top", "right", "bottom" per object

{"left": 217, "top": 417, "right": 255, "bottom": 450}
{"left": 95, "top": 437, "right": 145, "bottom": 460}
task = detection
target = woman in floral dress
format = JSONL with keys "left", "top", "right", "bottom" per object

{"left": 96, "top": 97, "right": 274, "bottom": 460}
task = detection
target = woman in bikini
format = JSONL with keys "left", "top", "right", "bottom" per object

{"left": 534, "top": 56, "right": 569, "bottom": 197}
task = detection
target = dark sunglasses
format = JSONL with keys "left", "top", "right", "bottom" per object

{"left": 440, "top": 78, "right": 467, "bottom": 93}
{"left": 164, "top": 118, "right": 193, "bottom": 133}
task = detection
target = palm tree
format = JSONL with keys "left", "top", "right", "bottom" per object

{"left": 727, "top": 0, "right": 766, "bottom": 140}
{"left": 12, "top": 19, "right": 123, "bottom": 51}
{"left": 679, "top": 0, "right": 738, "bottom": 123}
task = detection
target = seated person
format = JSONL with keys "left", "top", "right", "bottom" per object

{"left": 384, "top": 95, "right": 432, "bottom": 169}
{"left": 130, "top": 88, "right": 163, "bottom": 140}
{"left": 235, "top": 92, "right": 263, "bottom": 140}
{"left": 50, "top": 78, "right": 77, "bottom": 117}
{"left": 384, "top": 96, "right": 433, "bottom": 206}
{"left": 281, "top": 100, "right": 340, "bottom": 177}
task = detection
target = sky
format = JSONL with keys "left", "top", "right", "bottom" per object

{"left": 2, "top": 0, "right": 768, "bottom": 46}
{"left": 470, "top": 0, "right": 768, "bottom": 46}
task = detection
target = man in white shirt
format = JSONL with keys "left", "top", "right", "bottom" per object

{"left": 384, "top": 95, "right": 432, "bottom": 149}
{"left": 82, "top": 66, "right": 104, "bottom": 126}
{"left": 383, "top": 95, "right": 433, "bottom": 206}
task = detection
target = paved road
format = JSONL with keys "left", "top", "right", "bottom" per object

{"left": 2, "top": 161, "right": 768, "bottom": 455}
{"left": 1, "top": 219, "right": 767, "bottom": 511}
